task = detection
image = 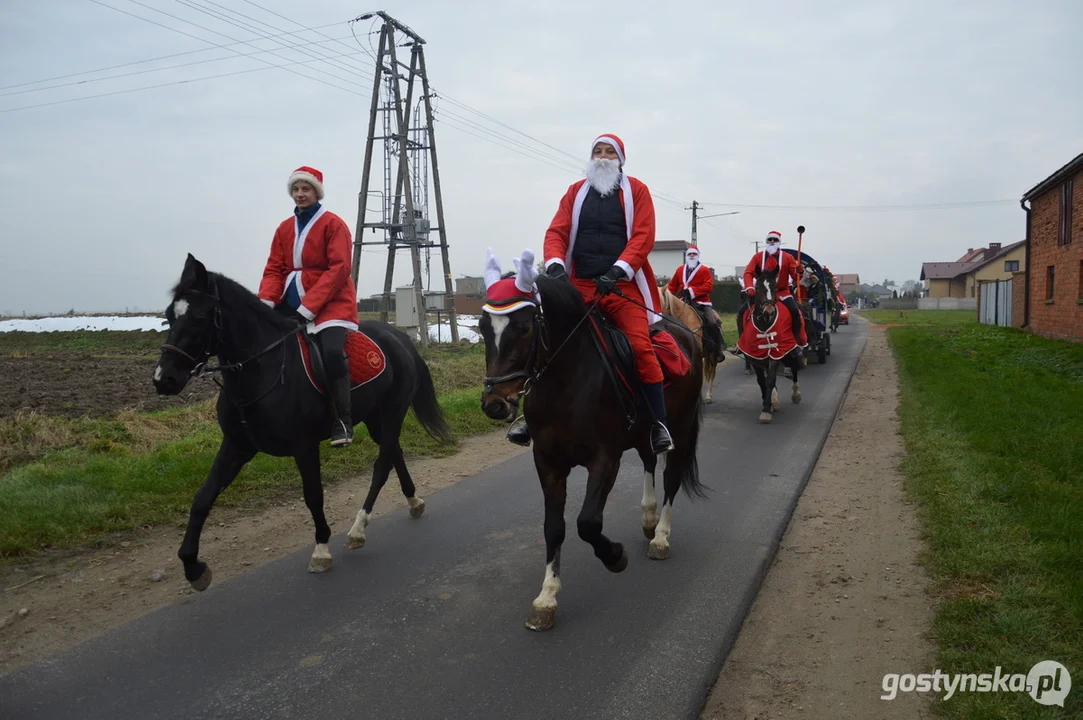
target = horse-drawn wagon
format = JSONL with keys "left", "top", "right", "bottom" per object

{"left": 781, "top": 248, "right": 831, "bottom": 364}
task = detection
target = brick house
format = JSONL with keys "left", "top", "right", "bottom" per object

{"left": 1019, "top": 153, "right": 1083, "bottom": 341}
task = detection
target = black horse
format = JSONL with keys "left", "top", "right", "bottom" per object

{"left": 153, "top": 254, "right": 452, "bottom": 590}
{"left": 740, "top": 267, "right": 803, "bottom": 423}
{"left": 479, "top": 272, "right": 707, "bottom": 632}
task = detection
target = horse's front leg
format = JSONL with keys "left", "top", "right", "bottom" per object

{"left": 577, "top": 452, "right": 626, "bottom": 572}
{"left": 638, "top": 448, "right": 659, "bottom": 539}
{"left": 754, "top": 366, "right": 772, "bottom": 423}
{"left": 295, "top": 446, "right": 333, "bottom": 573}
{"left": 791, "top": 358, "right": 802, "bottom": 404}
{"left": 526, "top": 451, "right": 568, "bottom": 632}
{"left": 703, "top": 358, "right": 716, "bottom": 404}
{"left": 178, "top": 436, "right": 256, "bottom": 590}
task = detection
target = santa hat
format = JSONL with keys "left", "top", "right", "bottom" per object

{"left": 685, "top": 247, "right": 700, "bottom": 259}
{"left": 765, "top": 230, "right": 782, "bottom": 243}
{"left": 482, "top": 248, "right": 539, "bottom": 315}
{"left": 591, "top": 134, "right": 626, "bottom": 165}
{"left": 288, "top": 166, "right": 325, "bottom": 200}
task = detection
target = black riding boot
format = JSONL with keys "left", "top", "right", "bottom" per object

{"left": 642, "top": 381, "right": 675, "bottom": 454}
{"left": 329, "top": 373, "right": 353, "bottom": 447}
{"left": 506, "top": 421, "right": 531, "bottom": 447}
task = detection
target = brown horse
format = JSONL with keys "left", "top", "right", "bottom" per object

{"left": 659, "top": 288, "right": 723, "bottom": 403}
{"left": 480, "top": 271, "right": 707, "bottom": 632}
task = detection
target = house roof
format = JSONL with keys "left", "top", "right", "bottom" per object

{"left": 967, "top": 239, "right": 1026, "bottom": 272}
{"left": 956, "top": 247, "right": 987, "bottom": 263}
{"left": 836, "top": 273, "right": 860, "bottom": 285}
{"left": 921, "top": 262, "right": 979, "bottom": 280}
{"left": 1022, "top": 152, "right": 1083, "bottom": 201}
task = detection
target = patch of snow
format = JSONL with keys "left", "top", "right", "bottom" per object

{"left": 0, "top": 316, "right": 167, "bottom": 333}
{"left": 427, "top": 314, "right": 481, "bottom": 344}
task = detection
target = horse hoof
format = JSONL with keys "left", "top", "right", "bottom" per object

{"left": 189, "top": 564, "right": 212, "bottom": 592}
{"left": 705, "top": 396, "right": 713, "bottom": 404}
{"left": 525, "top": 607, "right": 556, "bottom": 632}
{"left": 648, "top": 541, "right": 670, "bottom": 561}
{"left": 759, "top": 412, "right": 773, "bottom": 423}
{"left": 642, "top": 522, "right": 659, "bottom": 540}
{"left": 792, "top": 392, "right": 802, "bottom": 404}
{"left": 606, "top": 547, "right": 629, "bottom": 573}
{"left": 744, "top": 368, "right": 753, "bottom": 375}
{"left": 408, "top": 497, "right": 425, "bottom": 519}
{"left": 308, "top": 556, "right": 332, "bottom": 573}
{"left": 346, "top": 535, "right": 365, "bottom": 550}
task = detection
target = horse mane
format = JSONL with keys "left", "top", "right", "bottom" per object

{"left": 173, "top": 270, "right": 298, "bottom": 334}
{"left": 534, "top": 275, "right": 588, "bottom": 339}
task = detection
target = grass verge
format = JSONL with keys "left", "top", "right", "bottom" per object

{"left": 858, "top": 309, "right": 976, "bottom": 326}
{"left": 0, "top": 340, "right": 495, "bottom": 560}
{"left": 890, "top": 320, "right": 1083, "bottom": 717}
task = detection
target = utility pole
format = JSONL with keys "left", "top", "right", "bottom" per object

{"left": 689, "top": 200, "right": 699, "bottom": 247}
{"left": 350, "top": 11, "right": 460, "bottom": 348}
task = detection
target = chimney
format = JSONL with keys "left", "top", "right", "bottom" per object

{"left": 988, "top": 242, "right": 1002, "bottom": 253}
{"left": 968, "top": 248, "right": 973, "bottom": 253}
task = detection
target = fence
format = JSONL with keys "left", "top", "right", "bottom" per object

{"left": 978, "top": 279, "right": 1012, "bottom": 327}
{"left": 917, "top": 297, "right": 978, "bottom": 311}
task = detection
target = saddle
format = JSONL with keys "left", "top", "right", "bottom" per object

{"left": 297, "top": 328, "right": 388, "bottom": 395}
{"left": 585, "top": 308, "right": 692, "bottom": 426}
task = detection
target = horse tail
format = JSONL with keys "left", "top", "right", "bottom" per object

{"left": 409, "top": 346, "right": 454, "bottom": 444}
{"left": 676, "top": 394, "right": 709, "bottom": 501}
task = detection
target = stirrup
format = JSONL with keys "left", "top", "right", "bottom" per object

{"left": 506, "top": 416, "right": 531, "bottom": 447}
{"left": 650, "top": 421, "right": 675, "bottom": 454}
{"left": 330, "top": 419, "right": 353, "bottom": 447}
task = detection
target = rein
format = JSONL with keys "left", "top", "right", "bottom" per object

{"left": 482, "top": 294, "right": 601, "bottom": 412}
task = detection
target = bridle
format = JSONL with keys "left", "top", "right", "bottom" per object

{"left": 159, "top": 280, "right": 299, "bottom": 406}
{"left": 481, "top": 292, "right": 600, "bottom": 413}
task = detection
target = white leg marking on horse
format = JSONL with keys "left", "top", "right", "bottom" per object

{"left": 173, "top": 299, "right": 189, "bottom": 317}
{"left": 407, "top": 495, "right": 425, "bottom": 518}
{"left": 641, "top": 471, "right": 658, "bottom": 534}
{"left": 153, "top": 365, "right": 162, "bottom": 381}
{"left": 771, "top": 387, "right": 780, "bottom": 411}
{"left": 792, "top": 380, "right": 802, "bottom": 403}
{"left": 308, "top": 543, "right": 332, "bottom": 572}
{"left": 648, "top": 502, "right": 672, "bottom": 559}
{"left": 531, "top": 561, "right": 561, "bottom": 611}
{"left": 346, "top": 509, "right": 370, "bottom": 549}
{"left": 490, "top": 314, "right": 509, "bottom": 350}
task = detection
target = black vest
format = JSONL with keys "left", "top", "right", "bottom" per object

{"left": 572, "top": 185, "right": 627, "bottom": 279}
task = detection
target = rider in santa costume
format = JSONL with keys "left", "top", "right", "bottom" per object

{"left": 667, "top": 246, "right": 724, "bottom": 360}
{"left": 505, "top": 133, "right": 674, "bottom": 455}
{"left": 740, "top": 230, "right": 806, "bottom": 350}
{"left": 258, "top": 165, "right": 359, "bottom": 448}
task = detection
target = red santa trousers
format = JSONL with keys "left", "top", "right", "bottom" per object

{"left": 573, "top": 276, "right": 664, "bottom": 384}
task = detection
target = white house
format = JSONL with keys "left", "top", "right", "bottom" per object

{"left": 649, "top": 240, "right": 691, "bottom": 283}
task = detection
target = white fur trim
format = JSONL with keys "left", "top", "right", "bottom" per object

{"left": 567, "top": 176, "right": 661, "bottom": 324}
{"left": 614, "top": 260, "right": 634, "bottom": 281}
{"left": 683, "top": 262, "right": 703, "bottom": 288}
{"left": 544, "top": 258, "right": 565, "bottom": 270}
{"left": 483, "top": 300, "right": 535, "bottom": 316}
{"left": 310, "top": 318, "right": 359, "bottom": 334}
{"left": 297, "top": 304, "right": 316, "bottom": 321}
{"left": 289, "top": 172, "right": 325, "bottom": 200}
{"left": 591, "top": 135, "right": 625, "bottom": 165}
{"left": 261, "top": 298, "right": 275, "bottom": 307}
{"left": 283, "top": 205, "right": 330, "bottom": 301}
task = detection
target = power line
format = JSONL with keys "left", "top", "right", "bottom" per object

{"left": 0, "top": 50, "right": 366, "bottom": 113}
{"left": 0, "top": 20, "right": 348, "bottom": 92}
{"left": 0, "top": 34, "right": 358, "bottom": 98}
{"left": 695, "top": 200, "right": 1017, "bottom": 211}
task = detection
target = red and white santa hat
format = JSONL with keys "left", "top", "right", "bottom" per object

{"left": 765, "top": 230, "right": 782, "bottom": 243}
{"left": 288, "top": 166, "right": 325, "bottom": 200}
{"left": 591, "top": 134, "right": 626, "bottom": 165}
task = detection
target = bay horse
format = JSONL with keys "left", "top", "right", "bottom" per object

{"left": 739, "top": 267, "right": 803, "bottom": 423}
{"left": 480, "top": 267, "right": 707, "bottom": 632}
{"left": 153, "top": 254, "right": 452, "bottom": 591}
{"left": 659, "top": 288, "right": 723, "bottom": 403}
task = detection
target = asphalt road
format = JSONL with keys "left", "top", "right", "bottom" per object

{"left": 1, "top": 321, "right": 868, "bottom": 720}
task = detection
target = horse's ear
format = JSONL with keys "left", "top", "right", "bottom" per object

{"left": 513, "top": 248, "right": 538, "bottom": 293}
{"left": 182, "top": 253, "right": 208, "bottom": 290}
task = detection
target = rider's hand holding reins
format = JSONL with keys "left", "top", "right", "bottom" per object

{"left": 546, "top": 264, "right": 568, "bottom": 281}
{"left": 594, "top": 265, "right": 624, "bottom": 296}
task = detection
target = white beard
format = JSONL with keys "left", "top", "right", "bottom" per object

{"left": 585, "top": 158, "right": 621, "bottom": 196}
{"left": 765, "top": 244, "right": 780, "bottom": 255}
{"left": 685, "top": 260, "right": 699, "bottom": 271}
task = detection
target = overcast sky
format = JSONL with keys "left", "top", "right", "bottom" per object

{"left": 1, "top": 0, "right": 1080, "bottom": 314}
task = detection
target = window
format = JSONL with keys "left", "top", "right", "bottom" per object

{"left": 1004, "top": 260, "right": 1020, "bottom": 272}
{"left": 1046, "top": 265, "right": 1055, "bottom": 300}
{"left": 1058, "top": 179, "right": 1074, "bottom": 246}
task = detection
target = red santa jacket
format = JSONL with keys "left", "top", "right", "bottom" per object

{"left": 667, "top": 262, "right": 714, "bottom": 306}
{"left": 543, "top": 175, "right": 663, "bottom": 324}
{"left": 743, "top": 250, "right": 802, "bottom": 299}
{"left": 258, "top": 206, "right": 359, "bottom": 333}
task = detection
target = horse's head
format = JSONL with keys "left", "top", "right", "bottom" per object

{"left": 154, "top": 254, "right": 220, "bottom": 396}
{"left": 753, "top": 266, "right": 780, "bottom": 320}
{"left": 479, "top": 249, "right": 541, "bottom": 422}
